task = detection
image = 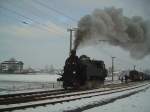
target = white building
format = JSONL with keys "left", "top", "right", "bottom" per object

{"left": 0, "top": 58, "right": 24, "bottom": 73}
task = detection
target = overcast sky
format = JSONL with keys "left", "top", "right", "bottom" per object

{"left": 0, "top": 0, "right": 150, "bottom": 70}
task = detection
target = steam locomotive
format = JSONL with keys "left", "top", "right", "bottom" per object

{"left": 129, "top": 70, "right": 150, "bottom": 81}
{"left": 129, "top": 70, "right": 144, "bottom": 81}
{"left": 119, "top": 70, "right": 150, "bottom": 82}
{"left": 60, "top": 50, "right": 107, "bottom": 89}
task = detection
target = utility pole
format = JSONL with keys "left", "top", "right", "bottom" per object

{"left": 112, "top": 57, "right": 116, "bottom": 81}
{"left": 134, "top": 65, "right": 136, "bottom": 70}
{"left": 67, "top": 28, "right": 77, "bottom": 55}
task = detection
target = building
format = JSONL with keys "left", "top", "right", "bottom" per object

{"left": 0, "top": 58, "right": 24, "bottom": 73}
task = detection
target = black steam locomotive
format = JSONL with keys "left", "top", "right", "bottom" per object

{"left": 129, "top": 70, "right": 150, "bottom": 81}
{"left": 119, "top": 70, "right": 150, "bottom": 82}
{"left": 60, "top": 50, "right": 107, "bottom": 89}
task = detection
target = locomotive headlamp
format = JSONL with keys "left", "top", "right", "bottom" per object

{"left": 73, "top": 71, "right": 76, "bottom": 74}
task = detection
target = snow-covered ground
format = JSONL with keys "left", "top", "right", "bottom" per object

{"left": 1, "top": 82, "right": 149, "bottom": 112}
{"left": 0, "top": 73, "right": 62, "bottom": 95}
{"left": 84, "top": 85, "right": 150, "bottom": 112}
{"left": 0, "top": 74, "right": 150, "bottom": 112}
{"left": 0, "top": 74, "right": 120, "bottom": 95}
{"left": 105, "top": 75, "right": 121, "bottom": 85}
{"left": 0, "top": 73, "right": 60, "bottom": 82}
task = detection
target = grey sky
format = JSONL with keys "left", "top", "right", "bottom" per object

{"left": 0, "top": 0, "right": 149, "bottom": 70}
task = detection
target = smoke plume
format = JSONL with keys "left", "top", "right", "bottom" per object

{"left": 74, "top": 7, "right": 150, "bottom": 59}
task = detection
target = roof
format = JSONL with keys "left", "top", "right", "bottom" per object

{"left": 1, "top": 61, "right": 24, "bottom": 64}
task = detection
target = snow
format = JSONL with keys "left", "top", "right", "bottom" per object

{"left": 104, "top": 75, "right": 121, "bottom": 85}
{"left": 0, "top": 74, "right": 150, "bottom": 112}
{"left": 105, "top": 75, "right": 120, "bottom": 81}
{"left": 0, "top": 74, "right": 120, "bottom": 95}
{"left": 0, "top": 73, "right": 60, "bottom": 82}
{"left": 0, "top": 74, "right": 62, "bottom": 95}
{"left": 1, "top": 82, "right": 149, "bottom": 112}
{"left": 84, "top": 85, "right": 150, "bottom": 112}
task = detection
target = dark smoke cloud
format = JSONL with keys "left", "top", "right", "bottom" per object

{"left": 74, "top": 7, "right": 150, "bottom": 59}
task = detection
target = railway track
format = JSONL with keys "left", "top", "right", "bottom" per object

{"left": 0, "top": 81, "right": 149, "bottom": 112}
{"left": 0, "top": 88, "right": 78, "bottom": 105}
{"left": 0, "top": 81, "right": 139, "bottom": 105}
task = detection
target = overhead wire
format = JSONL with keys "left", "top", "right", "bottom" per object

{"left": 0, "top": 11, "right": 53, "bottom": 35}
{"left": 11, "top": 0, "right": 67, "bottom": 34}
{"left": 32, "top": 0, "right": 77, "bottom": 22}
{"left": 0, "top": 6, "right": 66, "bottom": 37}
{"left": 1, "top": 2, "right": 148, "bottom": 70}
{"left": 0, "top": 0, "right": 77, "bottom": 37}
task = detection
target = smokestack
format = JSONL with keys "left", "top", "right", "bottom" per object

{"left": 74, "top": 7, "right": 150, "bottom": 59}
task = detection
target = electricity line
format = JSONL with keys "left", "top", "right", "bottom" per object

{"left": 0, "top": 6, "right": 65, "bottom": 37}
{"left": 0, "top": 11, "right": 54, "bottom": 34}
{"left": 32, "top": 0, "right": 77, "bottom": 22}
{"left": 9, "top": 0, "right": 67, "bottom": 34}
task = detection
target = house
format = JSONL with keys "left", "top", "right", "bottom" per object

{"left": 0, "top": 58, "right": 24, "bottom": 73}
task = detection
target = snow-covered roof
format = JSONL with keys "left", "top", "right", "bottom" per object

{"left": 1, "top": 61, "right": 24, "bottom": 64}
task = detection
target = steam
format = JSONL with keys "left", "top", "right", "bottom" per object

{"left": 74, "top": 7, "right": 150, "bottom": 59}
